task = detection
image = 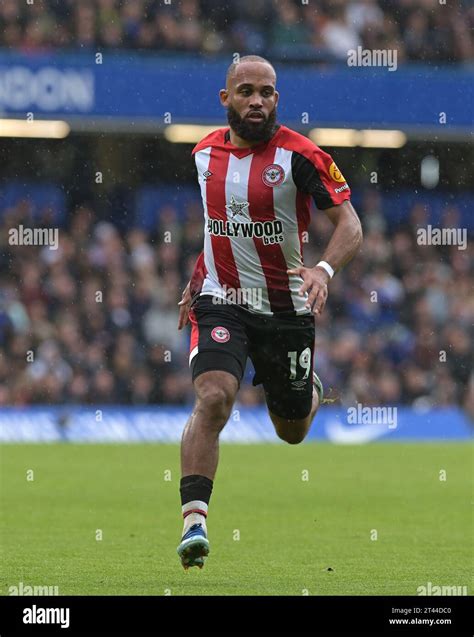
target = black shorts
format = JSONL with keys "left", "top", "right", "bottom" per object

{"left": 189, "top": 295, "right": 315, "bottom": 420}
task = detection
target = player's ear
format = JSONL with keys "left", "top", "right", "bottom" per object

{"left": 274, "top": 90, "right": 279, "bottom": 107}
{"left": 219, "top": 89, "right": 229, "bottom": 107}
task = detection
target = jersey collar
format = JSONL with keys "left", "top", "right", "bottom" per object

{"left": 223, "top": 124, "right": 281, "bottom": 158}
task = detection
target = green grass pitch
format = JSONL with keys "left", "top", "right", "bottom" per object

{"left": 1, "top": 443, "right": 472, "bottom": 596}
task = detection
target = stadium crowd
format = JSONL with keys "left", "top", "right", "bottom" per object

{"left": 0, "top": 0, "right": 472, "bottom": 63}
{"left": 1, "top": 192, "right": 472, "bottom": 416}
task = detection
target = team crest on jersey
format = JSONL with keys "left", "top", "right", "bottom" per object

{"left": 211, "top": 326, "right": 230, "bottom": 343}
{"left": 262, "top": 164, "right": 285, "bottom": 187}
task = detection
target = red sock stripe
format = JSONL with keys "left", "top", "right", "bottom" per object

{"left": 183, "top": 509, "right": 207, "bottom": 519}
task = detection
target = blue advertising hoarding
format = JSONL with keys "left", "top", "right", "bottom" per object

{"left": 0, "top": 406, "right": 471, "bottom": 443}
{"left": 0, "top": 52, "right": 472, "bottom": 132}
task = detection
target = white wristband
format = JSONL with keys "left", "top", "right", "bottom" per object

{"left": 316, "top": 261, "right": 335, "bottom": 279}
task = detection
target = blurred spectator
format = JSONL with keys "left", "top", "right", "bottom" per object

{"left": 0, "top": 192, "right": 472, "bottom": 412}
{"left": 0, "top": 0, "right": 472, "bottom": 64}
{"left": 321, "top": 4, "right": 362, "bottom": 59}
{"left": 270, "top": 1, "right": 310, "bottom": 48}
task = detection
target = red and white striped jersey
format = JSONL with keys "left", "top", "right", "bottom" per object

{"left": 190, "top": 124, "right": 351, "bottom": 316}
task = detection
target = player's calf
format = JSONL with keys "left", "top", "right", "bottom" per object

{"left": 178, "top": 370, "right": 239, "bottom": 569}
{"left": 181, "top": 371, "right": 238, "bottom": 477}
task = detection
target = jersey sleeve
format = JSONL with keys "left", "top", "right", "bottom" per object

{"left": 291, "top": 148, "right": 351, "bottom": 210}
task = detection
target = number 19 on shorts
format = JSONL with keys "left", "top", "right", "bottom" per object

{"left": 288, "top": 348, "right": 311, "bottom": 380}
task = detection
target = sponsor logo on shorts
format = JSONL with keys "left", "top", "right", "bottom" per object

{"left": 291, "top": 380, "right": 307, "bottom": 391}
{"left": 262, "top": 164, "right": 285, "bottom": 187}
{"left": 211, "top": 326, "right": 230, "bottom": 343}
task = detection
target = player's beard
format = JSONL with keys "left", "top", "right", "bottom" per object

{"left": 227, "top": 105, "right": 277, "bottom": 143}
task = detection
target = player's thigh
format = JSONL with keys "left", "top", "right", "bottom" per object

{"left": 189, "top": 295, "right": 248, "bottom": 394}
{"left": 249, "top": 314, "right": 315, "bottom": 421}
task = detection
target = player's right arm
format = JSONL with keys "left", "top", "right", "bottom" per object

{"left": 177, "top": 250, "right": 205, "bottom": 330}
{"left": 177, "top": 281, "right": 192, "bottom": 330}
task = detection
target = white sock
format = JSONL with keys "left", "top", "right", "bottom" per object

{"left": 182, "top": 500, "right": 208, "bottom": 535}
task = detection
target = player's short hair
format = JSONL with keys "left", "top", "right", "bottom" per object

{"left": 226, "top": 55, "right": 276, "bottom": 87}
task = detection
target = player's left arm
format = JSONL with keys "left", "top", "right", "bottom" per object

{"left": 287, "top": 200, "right": 363, "bottom": 315}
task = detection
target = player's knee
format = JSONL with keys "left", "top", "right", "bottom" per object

{"left": 270, "top": 410, "right": 310, "bottom": 444}
{"left": 196, "top": 383, "right": 235, "bottom": 427}
{"left": 277, "top": 427, "right": 307, "bottom": 445}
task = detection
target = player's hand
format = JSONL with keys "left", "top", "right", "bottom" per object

{"left": 177, "top": 281, "right": 192, "bottom": 330}
{"left": 286, "top": 265, "right": 330, "bottom": 315}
